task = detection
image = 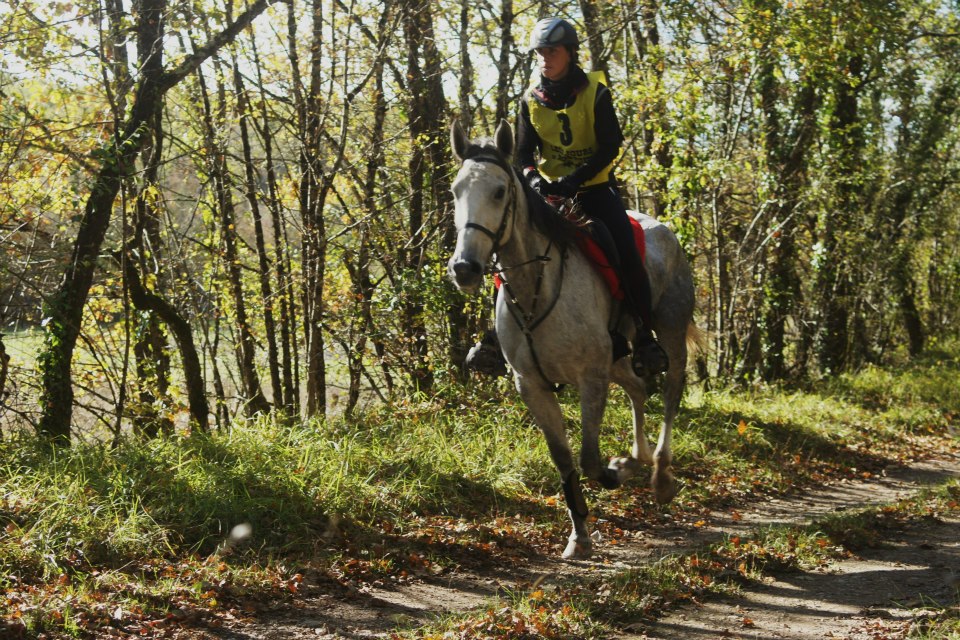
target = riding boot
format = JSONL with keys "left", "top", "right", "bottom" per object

{"left": 465, "top": 329, "right": 508, "bottom": 377}
{"left": 632, "top": 317, "right": 669, "bottom": 377}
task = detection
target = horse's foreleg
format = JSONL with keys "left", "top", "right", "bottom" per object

{"left": 517, "top": 379, "right": 592, "bottom": 559}
{"left": 560, "top": 470, "right": 590, "bottom": 559}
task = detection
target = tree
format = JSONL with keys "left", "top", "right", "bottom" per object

{"left": 35, "top": 0, "right": 272, "bottom": 444}
{"left": 400, "top": 0, "right": 448, "bottom": 391}
{"left": 0, "top": 0, "right": 956, "bottom": 442}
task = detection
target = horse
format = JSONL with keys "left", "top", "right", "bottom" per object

{"left": 448, "top": 119, "right": 700, "bottom": 560}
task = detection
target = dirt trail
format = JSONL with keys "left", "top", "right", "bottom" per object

{"left": 633, "top": 457, "right": 960, "bottom": 640}
{"left": 209, "top": 455, "right": 960, "bottom": 640}
{"left": 637, "top": 515, "right": 960, "bottom": 639}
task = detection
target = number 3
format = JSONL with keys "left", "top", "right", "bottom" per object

{"left": 557, "top": 113, "right": 573, "bottom": 146}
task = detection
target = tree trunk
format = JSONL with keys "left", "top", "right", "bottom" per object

{"left": 299, "top": 0, "right": 329, "bottom": 417}
{"left": 358, "top": 9, "right": 396, "bottom": 397}
{"left": 250, "top": 46, "right": 299, "bottom": 415}
{"left": 629, "top": 0, "right": 672, "bottom": 218}
{"left": 458, "top": 1, "right": 474, "bottom": 130}
{"left": 494, "top": 0, "right": 514, "bottom": 124}
{"left": 401, "top": 0, "right": 448, "bottom": 390}
{"left": 208, "top": 315, "right": 230, "bottom": 430}
{"left": 130, "top": 109, "right": 173, "bottom": 437}
{"left": 578, "top": 0, "right": 607, "bottom": 74}
{"left": 0, "top": 333, "right": 9, "bottom": 414}
{"left": 233, "top": 56, "right": 282, "bottom": 406}
{"left": 817, "top": 52, "right": 864, "bottom": 373}
{"left": 758, "top": 38, "right": 817, "bottom": 379}
{"left": 123, "top": 258, "right": 209, "bottom": 432}
{"left": 194, "top": 52, "right": 270, "bottom": 416}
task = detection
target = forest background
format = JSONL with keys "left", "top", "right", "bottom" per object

{"left": 1, "top": 0, "right": 959, "bottom": 443}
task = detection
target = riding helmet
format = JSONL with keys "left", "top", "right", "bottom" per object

{"left": 527, "top": 17, "right": 579, "bottom": 52}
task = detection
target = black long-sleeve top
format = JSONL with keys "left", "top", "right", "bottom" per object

{"left": 516, "top": 65, "right": 624, "bottom": 188}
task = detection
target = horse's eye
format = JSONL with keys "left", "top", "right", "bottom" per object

{"left": 493, "top": 186, "right": 506, "bottom": 200}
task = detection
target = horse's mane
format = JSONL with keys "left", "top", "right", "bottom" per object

{"left": 517, "top": 169, "right": 584, "bottom": 249}
{"left": 460, "top": 139, "right": 581, "bottom": 250}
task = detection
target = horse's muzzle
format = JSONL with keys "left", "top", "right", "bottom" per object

{"left": 448, "top": 257, "right": 484, "bottom": 291}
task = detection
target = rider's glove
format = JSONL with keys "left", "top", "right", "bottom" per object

{"left": 550, "top": 176, "right": 580, "bottom": 198}
{"left": 525, "top": 168, "right": 548, "bottom": 196}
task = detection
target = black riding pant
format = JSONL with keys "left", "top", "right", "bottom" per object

{"left": 575, "top": 185, "right": 654, "bottom": 327}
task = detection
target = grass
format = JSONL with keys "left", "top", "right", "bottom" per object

{"left": 910, "top": 603, "right": 960, "bottom": 639}
{"left": 1, "top": 345, "right": 958, "bottom": 638}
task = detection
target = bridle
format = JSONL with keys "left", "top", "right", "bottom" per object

{"left": 459, "top": 154, "right": 518, "bottom": 258}
{"left": 458, "top": 151, "right": 566, "bottom": 391}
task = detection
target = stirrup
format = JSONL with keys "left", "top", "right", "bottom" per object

{"left": 465, "top": 332, "right": 508, "bottom": 377}
{"left": 632, "top": 331, "right": 669, "bottom": 377}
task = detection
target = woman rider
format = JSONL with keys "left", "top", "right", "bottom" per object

{"left": 466, "top": 17, "right": 668, "bottom": 378}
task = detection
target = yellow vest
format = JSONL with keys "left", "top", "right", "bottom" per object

{"left": 527, "top": 70, "right": 614, "bottom": 187}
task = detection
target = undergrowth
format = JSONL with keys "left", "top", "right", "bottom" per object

{"left": 1, "top": 346, "right": 958, "bottom": 638}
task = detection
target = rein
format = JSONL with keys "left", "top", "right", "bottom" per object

{"left": 461, "top": 152, "right": 565, "bottom": 391}
{"left": 497, "top": 243, "right": 567, "bottom": 392}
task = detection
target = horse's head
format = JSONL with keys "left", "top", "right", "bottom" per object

{"left": 447, "top": 119, "right": 518, "bottom": 293}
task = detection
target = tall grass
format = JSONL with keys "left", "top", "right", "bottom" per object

{"left": 4, "top": 349, "right": 958, "bottom": 582}
{"left": 0, "top": 391, "right": 561, "bottom": 586}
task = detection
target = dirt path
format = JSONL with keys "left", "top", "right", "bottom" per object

{"left": 632, "top": 457, "right": 960, "bottom": 640}
{"left": 636, "top": 514, "right": 960, "bottom": 639}
{"left": 208, "top": 455, "right": 960, "bottom": 639}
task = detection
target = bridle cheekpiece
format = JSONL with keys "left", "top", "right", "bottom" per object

{"left": 459, "top": 152, "right": 518, "bottom": 262}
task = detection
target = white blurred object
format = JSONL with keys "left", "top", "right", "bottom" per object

{"left": 230, "top": 522, "right": 253, "bottom": 542}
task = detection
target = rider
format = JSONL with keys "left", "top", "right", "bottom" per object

{"left": 465, "top": 16, "right": 669, "bottom": 378}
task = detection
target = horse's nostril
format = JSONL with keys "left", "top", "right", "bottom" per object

{"left": 451, "top": 259, "right": 483, "bottom": 287}
{"left": 453, "top": 260, "right": 480, "bottom": 277}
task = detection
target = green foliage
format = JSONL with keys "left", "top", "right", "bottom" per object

{"left": 0, "top": 391, "right": 551, "bottom": 584}
{"left": 2, "top": 0, "right": 960, "bottom": 431}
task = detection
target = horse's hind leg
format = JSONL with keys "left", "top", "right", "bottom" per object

{"left": 517, "top": 378, "right": 592, "bottom": 560}
{"left": 651, "top": 326, "right": 688, "bottom": 504}
{"left": 577, "top": 374, "right": 620, "bottom": 490}
{"left": 609, "top": 360, "right": 652, "bottom": 484}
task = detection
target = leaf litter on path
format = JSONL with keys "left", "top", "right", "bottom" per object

{"left": 197, "top": 454, "right": 960, "bottom": 640}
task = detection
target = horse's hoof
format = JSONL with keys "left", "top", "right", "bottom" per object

{"left": 652, "top": 468, "right": 679, "bottom": 504}
{"left": 562, "top": 538, "right": 592, "bottom": 560}
{"left": 608, "top": 456, "right": 643, "bottom": 484}
{"left": 597, "top": 467, "right": 621, "bottom": 490}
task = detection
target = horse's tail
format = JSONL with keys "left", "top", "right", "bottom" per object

{"left": 685, "top": 322, "right": 709, "bottom": 356}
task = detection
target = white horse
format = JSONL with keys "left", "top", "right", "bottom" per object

{"left": 448, "top": 119, "right": 699, "bottom": 559}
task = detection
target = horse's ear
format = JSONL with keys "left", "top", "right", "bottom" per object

{"left": 494, "top": 119, "right": 514, "bottom": 157}
{"left": 451, "top": 120, "right": 468, "bottom": 162}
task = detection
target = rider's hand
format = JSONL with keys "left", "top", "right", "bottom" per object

{"left": 551, "top": 177, "right": 580, "bottom": 198}
{"left": 525, "top": 170, "right": 548, "bottom": 196}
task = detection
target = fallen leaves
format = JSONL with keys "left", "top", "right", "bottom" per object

{"left": 436, "top": 599, "right": 586, "bottom": 640}
{"left": 0, "top": 555, "right": 292, "bottom": 638}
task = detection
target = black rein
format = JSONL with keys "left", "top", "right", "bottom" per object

{"left": 459, "top": 152, "right": 565, "bottom": 391}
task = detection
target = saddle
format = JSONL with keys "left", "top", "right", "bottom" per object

{"left": 491, "top": 209, "right": 646, "bottom": 301}
{"left": 574, "top": 215, "right": 646, "bottom": 301}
